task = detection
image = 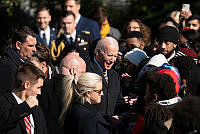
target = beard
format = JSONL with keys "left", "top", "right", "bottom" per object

{"left": 165, "top": 48, "right": 176, "bottom": 59}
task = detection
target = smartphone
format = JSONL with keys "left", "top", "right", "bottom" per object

{"left": 182, "top": 4, "right": 190, "bottom": 11}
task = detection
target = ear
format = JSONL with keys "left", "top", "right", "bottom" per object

{"left": 49, "top": 15, "right": 52, "bottom": 22}
{"left": 85, "top": 90, "right": 90, "bottom": 98}
{"left": 174, "top": 43, "right": 177, "bottom": 49}
{"left": 140, "top": 41, "right": 145, "bottom": 50}
{"left": 152, "top": 94, "right": 158, "bottom": 102}
{"left": 24, "top": 81, "right": 31, "bottom": 89}
{"left": 77, "top": 4, "right": 81, "bottom": 11}
{"left": 96, "top": 48, "right": 101, "bottom": 56}
{"left": 16, "top": 41, "right": 21, "bottom": 50}
{"left": 69, "top": 68, "right": 75, "bottom": 75}
{"left": 41, "top": 61, "right": 47, "bottom": 68}
{"left": 41, "top": 61, "right": 47, "bottom": 72}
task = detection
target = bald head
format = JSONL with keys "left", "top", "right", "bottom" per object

{"left": 60, "top": 54, "right": 86, "bottom": 79}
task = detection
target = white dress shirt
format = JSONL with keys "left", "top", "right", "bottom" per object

{"left": 12, "top": 92, "right": 35, "bottom": 134}
{"left": 39, "top": 26, "right": 50, "bottom": 46}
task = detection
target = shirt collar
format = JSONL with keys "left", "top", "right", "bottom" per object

{"left": 39, "top": 26, "right": 50, "bottom": 37}
{"left": 75, "top": 14, "right": 81, "bottom": 24}
{"left": 65, "top": 30, "right": 76, "bottom": 41}
{"left": 167, "top": 50, "right": 176, "bottom": 61}
{"left": 12, "top": 91, "right": 23, "bottom": 104}
{"left": 94, "top": 57, "right": 104, "bottom": 72}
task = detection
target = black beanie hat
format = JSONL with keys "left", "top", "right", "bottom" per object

{"left": 157, "top": 26, "right": 179, "bottom": 43}
{"left": 126, "top": 31, "right": 144, "bottom": 39}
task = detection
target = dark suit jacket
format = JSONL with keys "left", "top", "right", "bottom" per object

{"left": 86, "top": 59, "right": 124, "bottom": 116}
{"left": 76, "top": 16, "right": 101, "bottom": 41}
{"left": 0, "top": 93, "right": 47, "bottom": 134}
{"left": 0, "top": 47, "right": 25, "bottom": 95}
{"left": 38, "top": 74, "right": 64, "bottom": 134}
{"left": 52, "top": 31, "right": 92, "bottom": 65}
{"left": 64, "top": 100, "right": 111, "bottom": 134}
{"left": 36, "top": 27, "right": 57, "bottom": 48}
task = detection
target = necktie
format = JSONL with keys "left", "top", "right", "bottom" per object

{"left": 103, "top": 70, "right": 108, "bottom": 83}
{"left": 24, "top": 116, "right": 31, "bottom": 134}
{"left": 42, "top": 33, "right": 48, "bottom": 45}
{"left": 70, "top": 37, "right": 73, "bottom": 45}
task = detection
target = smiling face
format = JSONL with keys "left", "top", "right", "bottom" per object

{"left": 36, "top": 10, "right": 51, "bottom": 31}
{"left": 97, "top": 44, "right": 118, "bottom": 70}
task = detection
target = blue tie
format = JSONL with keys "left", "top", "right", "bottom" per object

{"left": 42, "top": 33, "right": 48, "bottom": 45}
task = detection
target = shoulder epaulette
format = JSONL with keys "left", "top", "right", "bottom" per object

{"left": 81, "top": 31, "right": 90, "bottom": 35}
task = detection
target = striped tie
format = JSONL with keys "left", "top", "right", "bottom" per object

{"left": 103, "top": 71, "right": 108, "bottom": 83}
{"left": 24, "top": 116, "right": 31, "bottom": 134}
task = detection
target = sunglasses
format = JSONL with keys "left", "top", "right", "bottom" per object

{"left": 93, "top": 90, "right": 103, "bottom": 95}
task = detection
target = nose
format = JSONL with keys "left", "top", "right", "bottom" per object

{"left": 111, "top": 56, "right": 117, "bottom": 63}
{"left": 33, "top": 45, "right": 36, "bottom": 52}
{"left": 66, "top": 6, "right": 71, "bottom": 11}
{"left": 37, "top": 89, "right": 41, "bottom": 95}
{"left": 101, "top": 90, "right": 104, "bottom": 96}
{"left": 161, "top": 42, "right": 166, "bottom": 49}
{"left": 40, "top": 18, "right": 44, "bottom": 23}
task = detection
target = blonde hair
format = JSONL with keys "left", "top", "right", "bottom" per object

{"left": 59, "top": 72, "right": 102, "bottom": 126}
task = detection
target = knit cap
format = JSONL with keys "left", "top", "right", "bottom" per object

{"left": 157, "top": 26, "right": 179, "bottom": 43}
{"left": 124, "top": 48, "right": 148, "bottom": 66}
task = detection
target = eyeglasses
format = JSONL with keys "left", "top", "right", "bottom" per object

{"left": 127, "top": 26, "right": 140, "bottom": 30}
{"left": 93, "top": 90, "right": 103, "bottom": 95}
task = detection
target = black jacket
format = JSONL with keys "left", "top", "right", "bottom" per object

{"left": 64, "top": 100, "right": 111, "bottom": 134}
{"left": 0, "top": 47, "right": 25, "bottom": 95}
{"left": 86, "top": 59, "right": 124, "bottom": 116}
{"left": 0, "top": 93, "right": 47, "bottom": 134}
{"left": 38, "top": 74, "right": 64, "bottom": 134}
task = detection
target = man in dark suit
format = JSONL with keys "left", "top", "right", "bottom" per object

{"left": 64, "top": 0, "right": 101, "bottom": 41}
{"left": 51, "top": 11, "right": 92, "bottom": 66}
{"left": 0, "top": 63, "right": 47, "bottom": 134}
{"left": 0, "top": 26, "right": 37, "bottom": 95}
{"left": 86, "top": 37, "right": 125, "bottom": 119}
{"left": 35, "top": 7, "right": 57, "bottom": 48}
{"left": 39, "top": 53, "right": 86, "bottom": 134}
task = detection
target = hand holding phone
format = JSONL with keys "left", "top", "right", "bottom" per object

{"left": 180, "top": 4, "right": 192, "bottom": 20}
{"left": 182, "top": 4, "right": 190, "bottom": 12}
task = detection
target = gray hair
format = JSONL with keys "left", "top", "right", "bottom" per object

{"left": 94, "top": 37, "right": 118, "bottom": 54}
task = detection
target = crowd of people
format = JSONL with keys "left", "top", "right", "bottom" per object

{"left": 0, "top": 0, "right": 200, "bottom": 134}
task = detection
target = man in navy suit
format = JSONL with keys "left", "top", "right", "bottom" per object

{"left": 51, "top": 11, "right": 92, "bottom": 65}
{"left": 36, "top": 7, "right": 57, "bottom": 48}
{"left": 64, "top": 0, "right": 101, "bottom": 41}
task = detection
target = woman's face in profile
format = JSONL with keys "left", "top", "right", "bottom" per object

{"left": 88, "top": 81, "right": 103, "bottom": 104}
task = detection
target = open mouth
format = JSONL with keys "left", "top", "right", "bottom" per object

{"left": 106, "top": 61, "right": 113, "bottom": 65}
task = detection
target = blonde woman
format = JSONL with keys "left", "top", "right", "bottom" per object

{"left": 59, "top": 72, "right": 111, "bottom": 134}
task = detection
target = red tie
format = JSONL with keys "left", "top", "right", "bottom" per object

{"left": 24, "top": 116, "right": 31, "bottom": 134}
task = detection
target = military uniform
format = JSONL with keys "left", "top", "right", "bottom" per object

{"left": 51, "top": 30, "right": 92, "bottom": 66}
